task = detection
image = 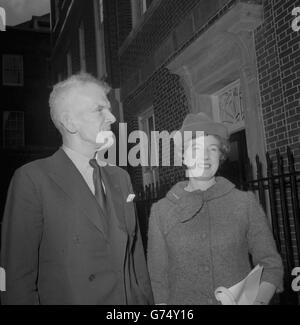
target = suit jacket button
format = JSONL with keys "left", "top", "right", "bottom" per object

{"left": 89, "top": 274, "right": 95, "bottom": 282}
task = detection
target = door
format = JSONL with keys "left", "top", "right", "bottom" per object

{"left": 218, "top": 129, "right": 250, "bottom": 187}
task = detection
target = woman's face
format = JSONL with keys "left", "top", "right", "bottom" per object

{"left": 183, "top": 135, "right": 221, "bottom": 180}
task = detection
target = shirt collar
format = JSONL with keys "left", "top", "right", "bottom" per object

{"left": 62, "top": 145, "right": 93, "bottom": 173}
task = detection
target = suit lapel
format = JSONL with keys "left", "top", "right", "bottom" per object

{"left": 45, "top": 149, "right": 109, "bottom": 239}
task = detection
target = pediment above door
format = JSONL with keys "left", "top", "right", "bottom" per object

{"left": 168, "top": 2, "right": 263, "bottom": 97}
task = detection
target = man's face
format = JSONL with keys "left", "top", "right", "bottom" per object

{"left": 184, "top": 135, "right": 221, "bottom": 180}
{"left": 68, "top": 82, "right": 116, "bottom": 149}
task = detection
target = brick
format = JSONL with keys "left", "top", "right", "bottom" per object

{"left": 284, "top": 87, "right": 298, "bottom": 97}
{"left": 289, "top": 129, "right": 300, "bottom": 137}
{"left": 275, "top": 126, "right": 288, "bottom": 135}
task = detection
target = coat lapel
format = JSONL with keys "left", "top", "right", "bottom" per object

{"left": 45, "top": 149, "right": 109, "bottom": 239}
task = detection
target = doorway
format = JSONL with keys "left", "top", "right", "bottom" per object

{"left": 218, "top": 129, "right": 250, "bottom": 187}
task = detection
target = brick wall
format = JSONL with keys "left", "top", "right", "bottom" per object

{"left": 119, "top": 0, "right": 228, "bottom": 84}
{"left": 117, "top": 0, "right": 299, "bottom": 178}
{"left": 255, "top": 0, "right": 300, "bottom": 290}
{"left": 119, "top": 0, "right": 239, "bottom": 99}
{"left": 124, "top": 67, "right": 189, "bottom": 188}
{"left": 152, "top": 68, "right": 189, "bottom": 182}
{"left": 255, "top": 0, "right": 300, "bottom": 171}
{"left": 124, "top": 110, "right": 143, "bottom": 191}
{"left": 119, "top": 0, "right": 242, "bottom": 187}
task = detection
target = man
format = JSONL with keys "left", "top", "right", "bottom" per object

{"left": 0, "top": 73, "right": 154, "bottom": 305}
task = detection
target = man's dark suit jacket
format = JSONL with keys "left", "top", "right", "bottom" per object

{"left": 0, "top": 149, "right": 154, "bottom": 305}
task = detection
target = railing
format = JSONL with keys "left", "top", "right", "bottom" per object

{"left": 135, "top": 146, "right": 300, "bottom": 305}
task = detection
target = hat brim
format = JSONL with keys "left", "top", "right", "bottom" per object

{"left": 174, "top": 122, "right": 229, "bottom": 149}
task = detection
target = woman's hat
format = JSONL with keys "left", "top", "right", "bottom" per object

{"left": 174, "top": 112, "right": 229, "bottom": 149}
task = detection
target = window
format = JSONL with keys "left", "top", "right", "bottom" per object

{"left": 67, "top": 51, "right": 72, "bottom": 76}
{"left": 2, "top": 55, "right": 24, "bottom": 86}
{"left": 79, "top": 22, "right": 86, "bottom": 72}
{"left": 3, "top": 111, "right": 24, "bottom": 148}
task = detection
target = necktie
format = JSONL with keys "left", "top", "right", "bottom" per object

{"left": 89, "top": 158, "right": 107, "bottom": 213}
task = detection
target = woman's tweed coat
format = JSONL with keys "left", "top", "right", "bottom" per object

{"left": 147, "top": 177, "right": 284, "bottom": 305}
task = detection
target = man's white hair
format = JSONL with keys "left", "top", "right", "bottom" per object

{"left": 49, "top": 72, "right": 111, "bottom": 132}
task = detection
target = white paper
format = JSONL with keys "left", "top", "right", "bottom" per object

{"left": 126, "top": 194, "right": 135, "bottom": 202}
{"left": 214, "top": 264, "right": 263, "bottom": 305}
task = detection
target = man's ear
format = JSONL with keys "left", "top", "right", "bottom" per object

{"left": 60, "top": 112, "right": 77, "bottom": 134}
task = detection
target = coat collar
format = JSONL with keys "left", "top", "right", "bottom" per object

{"left": 165, "top": 177, "right": 235, "bottom": 223}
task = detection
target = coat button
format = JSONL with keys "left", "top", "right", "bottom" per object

{"left": 204, "top": 266, "right": 210, "bottom": 272}
{"left": 202, "top": 233, "right": 207, "bottom": 239}
{"left": 89, "top": 274, "right": 96, "bottom": 282}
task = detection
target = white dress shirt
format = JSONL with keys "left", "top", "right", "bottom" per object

{"left": 63, "top": 146, "right": 95, "bottom": 194}
{"left": 62, "top": 146, "right": 109, "bottom": 196}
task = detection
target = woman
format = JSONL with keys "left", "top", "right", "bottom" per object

{"left": 147, "top": 112, "right": 283, "bottom": 305}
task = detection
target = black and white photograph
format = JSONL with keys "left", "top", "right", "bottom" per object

{"left": 0, "top": 0, "right": 299, "bottom": 309}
